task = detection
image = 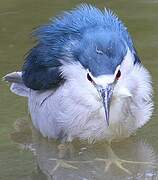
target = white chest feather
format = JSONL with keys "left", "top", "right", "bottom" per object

{"left": 8, "top": 62, "right": 153, "bottom": 142}
{"left": 27, "top": 64, "right": 153, "bottom": 142}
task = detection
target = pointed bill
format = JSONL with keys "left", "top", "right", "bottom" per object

{"left": 98, "top": 84, "right": 114, "bottom": 126}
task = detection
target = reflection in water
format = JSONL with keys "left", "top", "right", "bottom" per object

{"left": 11, "top": 118, "right": 158, "bottom": 180}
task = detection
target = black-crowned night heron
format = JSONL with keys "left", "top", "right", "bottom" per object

{"left": 4, "top": 4, "right": 154, "bottom": 173}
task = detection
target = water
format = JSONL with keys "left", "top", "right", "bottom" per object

{"left": 0, "top": 0, "right": 158, "bottom": 180}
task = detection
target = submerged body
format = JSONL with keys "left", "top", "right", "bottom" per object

{"left": 5, "top": 5, "right": 153, "bottom": 142}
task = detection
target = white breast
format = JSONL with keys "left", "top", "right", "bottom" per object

{"left": 8, "top": 62, "right": 153, "bottom": 143}
{"left": 27, "top": 64, "right": 153, "bottom": 142}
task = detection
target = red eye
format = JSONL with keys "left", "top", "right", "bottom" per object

{"left": 116, "top": 70, "right": 121, "bottom": 80}
{"left": 87, "top": 73, "right": 93, "bottom": 82}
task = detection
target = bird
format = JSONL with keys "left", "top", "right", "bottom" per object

{"left": 4, "top": 4, "right": 153, "bottom": 144}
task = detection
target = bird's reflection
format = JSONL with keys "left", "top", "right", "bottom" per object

{"left": 11, "top": 118, "right": 158, "bottom": 180}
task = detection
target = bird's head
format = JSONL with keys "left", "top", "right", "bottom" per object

{"left": 61, "top": 28, "right": 135, "bottom": 126}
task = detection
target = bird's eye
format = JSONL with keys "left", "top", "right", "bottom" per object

{"left": 87, "top": 73, "right": 93, "bottom": 82}
{"left": 116, "top": 70, "right": 121, "bottom": 80}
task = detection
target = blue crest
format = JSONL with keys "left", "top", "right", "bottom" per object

{"left": 22, "top": 4, "right": 140, "bottom": 90}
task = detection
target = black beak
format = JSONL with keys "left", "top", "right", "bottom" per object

{"left": 98, "top": 84, "right": 114, "bottom": 126}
